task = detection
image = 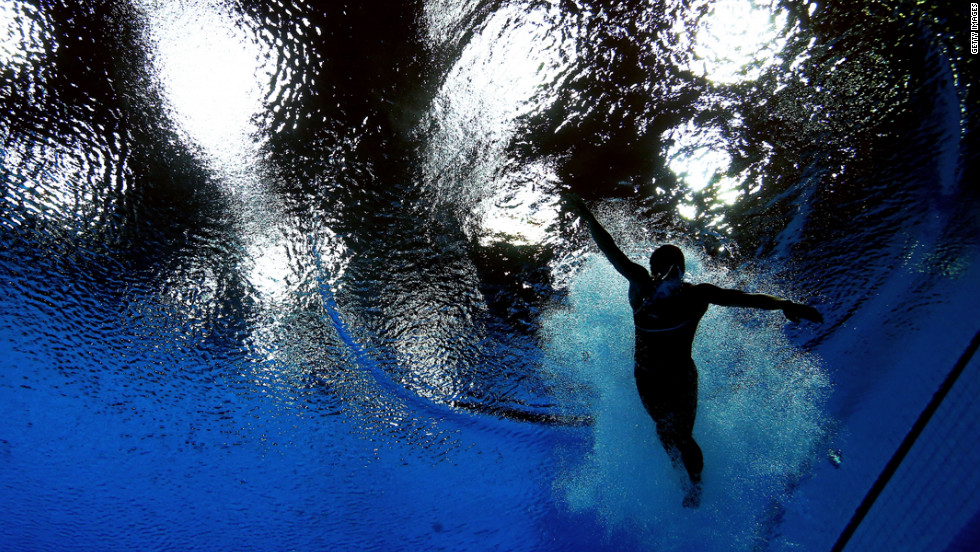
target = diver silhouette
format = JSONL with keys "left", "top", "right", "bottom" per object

{"left": 564, "top": 194, "right": 823, "bottom": 508}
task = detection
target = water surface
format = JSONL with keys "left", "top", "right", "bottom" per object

{"left": 1, "top": 0, "right": 978, "bottom": 550}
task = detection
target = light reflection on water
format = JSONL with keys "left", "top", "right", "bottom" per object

{"left": 475, "top": 161, "right": 562, "bottom": 246}
{"left": 0, "top": 0, "right": 963, "bottom": 432}
{"left": 665, "top": 121, "right": 742, "bottom": 222}
{"left": 0, "top": 0, "right": 47, "bottom": 68}
{"left": 137, "top": 0, "right": 349, "bottom": 370}
{"left": 422, "top": 1, "right": 575, "bottom": 245}
{"left": 420, "top": 0, "right": 800, "bottom": 248}
{"left": 684, "top": 0, "right": 788, "bottom": 84}
{"left": 1, "top": 2, "right": 112, "bottom": 235}
{"left": 137, "top": 0, "right": 276, "bottom": 163}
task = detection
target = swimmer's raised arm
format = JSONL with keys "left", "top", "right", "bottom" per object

{"left": 695, "top": 283, "right": 823, "bottom": 323}
{"left": 563, "top": 193, "right": 648, "bottom": 283}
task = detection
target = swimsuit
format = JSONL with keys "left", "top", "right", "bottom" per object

{"left": 631, "top": 285, "right": 707, "bottom": 438}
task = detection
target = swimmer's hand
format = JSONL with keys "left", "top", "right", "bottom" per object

{"left": 560, "top": 192, "right": 588, "bottom": 214}
{"left": 782, "top": 301, "right": 823, "bottom": 323}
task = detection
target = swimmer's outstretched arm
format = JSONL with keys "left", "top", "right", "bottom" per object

{"left": 697, "top": 283, "right": 823, "bottom": 323}
{"left": 562, "top": 193, "right": 648, "bottom": 282}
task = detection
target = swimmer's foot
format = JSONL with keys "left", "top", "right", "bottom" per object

{"left": 682, "top": 481, "right": 702, "bottom": 509}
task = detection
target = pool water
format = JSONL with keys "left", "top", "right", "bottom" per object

{"left": 1, "top": 0, "right": 978, "bottom": 550}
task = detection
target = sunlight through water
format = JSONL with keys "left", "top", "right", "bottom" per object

{"left": 423, "top": 2, "right": 575, "bottom": 246}
{"left": 477, "top": 162, "right": 562, "bottom": 246}
{"left": 136, "top": 0, "right": 349, "bottom": 367}
{"left": 137, "top": 0, "right": 276, "bottom": 165}
{"left": 665, "top": 121, "right": 741, "bottom": 223}
{"left": 0, "top": 1, "right": 46, "bottom": 68}
{"left": 683, "top": 0, "right": 788, "bottom": 84}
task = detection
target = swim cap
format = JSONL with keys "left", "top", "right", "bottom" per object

{"left": 649, "top": 244, "right": 685, "bottom": 279}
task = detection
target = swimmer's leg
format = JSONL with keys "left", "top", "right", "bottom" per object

{"left": 637, "top": 360, "right": 703, "bottom": 506}
{"left": 656, "top": 425, "right": 703, "bottom": 508}
{"left": 678, "top": 436, "right": 703, "bottom": 508}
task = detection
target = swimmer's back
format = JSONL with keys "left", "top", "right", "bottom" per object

{"left": 632, "top": 283, "right": 712, "bottom": 364}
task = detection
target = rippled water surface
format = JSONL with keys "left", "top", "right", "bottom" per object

{"left": 2, "top": 0, "right": 978, "bottom": 550}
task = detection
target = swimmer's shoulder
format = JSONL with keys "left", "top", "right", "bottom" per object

{"left": 688, "top": 282, "right": 722, "bottom": 296}
{"left": 685, "top": 282, "right": 721, "bottom": 307}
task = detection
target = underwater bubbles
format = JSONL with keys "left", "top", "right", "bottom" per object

{"left": 543, "top": 218, "right": 831, "bottom": 549}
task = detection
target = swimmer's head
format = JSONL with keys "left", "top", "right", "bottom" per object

{"left": 650, "top": 244, "right": 685, "bottom": 281}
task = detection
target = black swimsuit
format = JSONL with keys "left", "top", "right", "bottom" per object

{"left": 633, "top": 293, "right": 696, "bottom": 333}
{"left": 631, "top": 284, "right": 707, "bottom": 435}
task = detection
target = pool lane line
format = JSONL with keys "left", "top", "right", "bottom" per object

{"left": 831, "top": 328, "right": 980, "bottom": 552}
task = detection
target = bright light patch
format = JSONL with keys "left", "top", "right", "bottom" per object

{"left": 677, "top": 202, "right": 698, "bottom": 220}
{"left": 0, "top": 125, "right": 117, "bottom": 231}
{"left": 669, "top": 140, "right": 731, "bottom": 193}
{"left": 137, "top": 0, "right": 275, "bottom": 162}
{"left": 444, "top": 4, "right": 574, "bottom": 128}
{"left": 0, "top": 1, "right": 46, "bottom": 67}
{"left": 666, "top": 122, "right": 742, "bottom": 222}
{"left": 425, "top": 1, "right": 575, "bottom": 169}
{"left": 688, "top": 0, "right": 788, "bottom": 84}
{"left": 423, "top": 3, "right": 575, "bottom": 246}
{"left": 478, "top": 184, "right": 560, "bottom": 246}
{"left": 135, "top": 0, "right": 348, "bottom": 365}
{"left": 245, "top": 236, "right": 294, "bottom": 303}
{"left": 666, "top": 122, "right": 739, "bottom": 195}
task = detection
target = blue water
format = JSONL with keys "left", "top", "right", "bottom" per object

{"left": 2, "top": 0, "right": 979, "bottom": 550}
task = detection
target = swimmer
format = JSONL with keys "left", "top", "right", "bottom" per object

{"left": 563, "top": 193, "right": 823, "bottom": 508}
